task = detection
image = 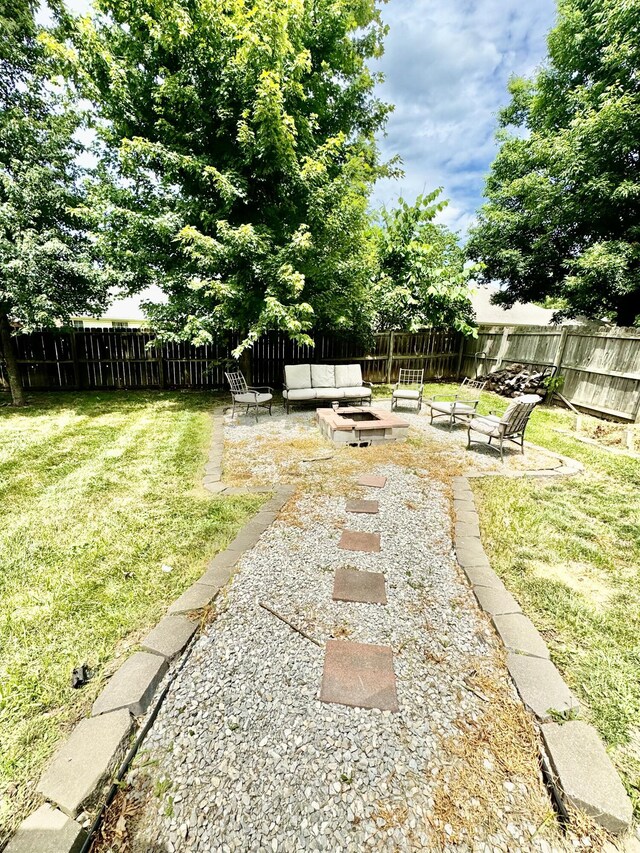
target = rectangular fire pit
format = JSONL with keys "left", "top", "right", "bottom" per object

{"left": 316, "top": 406, "right": 409, "bottom": 446}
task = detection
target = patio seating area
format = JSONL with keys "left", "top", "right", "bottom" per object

{"left": 123, "top": 404, "right": 577, "bottom": 852}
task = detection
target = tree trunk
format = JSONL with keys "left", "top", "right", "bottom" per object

{"left": 239, "top": 345, "right": 252, "bottom": 386}
{"left": 614, "top": 292, "right": 640, "bottom": 328}
{"left": 0, "top": 311, "right": 25, "bottom": 406}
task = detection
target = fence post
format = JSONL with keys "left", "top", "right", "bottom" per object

{"left": 553, "top": 326, "right": 570, "bottom": 375}
{"left": 156, "top": 342, "right": 166, "bottom": 389}
{"left": 632, "top": 387, "right": 640, "bottom": 424}
{"left": 456, "top": 333, "right": 465, "bottom": 379}
{"left": 385, "top": 331, "right": 395, "bottom": 384}
{"left": 494, "top": 327, "right": 511, "bottom": 370}
{"left": 239, "top": 346, "right": 252, "bottom": 385}
{"left": 70, "top": 329, "right": 82, "bottom": 390}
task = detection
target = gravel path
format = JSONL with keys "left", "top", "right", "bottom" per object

{"left": 125, "top": 419, "right": 572, "bottom": 851}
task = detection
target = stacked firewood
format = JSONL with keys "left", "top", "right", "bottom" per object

{"left": 476, "top": 363, "right": 551, "bottom": 398}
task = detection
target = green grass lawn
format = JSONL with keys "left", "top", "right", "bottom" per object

{"left": 0, "top": 391, "right": 265, "bottom": 837}
{"left": 418, "top": 383, "right": 640, "bottom": 817}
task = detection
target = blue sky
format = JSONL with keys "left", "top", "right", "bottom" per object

{"left": 42, "top": 0, "right": 557, "bottom": 239}
{"left": 372, "top": 0, "right": 556, "bottom": 236}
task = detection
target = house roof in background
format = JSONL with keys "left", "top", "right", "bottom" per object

{"left": 74, "top": 285, "right": 561, "bottom": 328}
{"left": 470, "top": 287, "right": 561, "bottom": 326}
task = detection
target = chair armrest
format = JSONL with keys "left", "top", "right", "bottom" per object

{"left": 431, "top": 393, "right": 456, "bottom": 401}
{"left": 472, "top": 414, "right": 502, "bottom": 427}
{"left": 362, "top": 380, "right": 373, "bottom": 387}
{"left": 249, "top": 385, "right": 273, "bottom": 393}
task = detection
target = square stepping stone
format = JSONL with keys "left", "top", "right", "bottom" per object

{"left": 346, "top": 499, "right": 379, "bottom": 514}
{"left": 338, "top": 530, "right": 380, "bottom": 552}
{"left": 333, "top": 567, "right": 387, "bottom": 604}
{"left": 357, "top": 474, "right": 387, "bottom": 488}
{"left": 319, "top": 640, "right": 398, "bottom": 712}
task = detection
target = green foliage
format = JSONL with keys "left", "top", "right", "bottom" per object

{"left": 467, "top": 0, "right": 640, "bottom": 327}
{"left": 370, "top": 191, "right": 477, "bottom": 335}
{"left": 542, "top": 373, "right": 565, "bottom": 395}
{"left": 0, "top": 391, "right": 264, "bottom": 834}
{"left": 0, "top": 1, "right": 109, "bottom": 330}
{"left": 56, "top": 0, "right": 397, "bottom": 351}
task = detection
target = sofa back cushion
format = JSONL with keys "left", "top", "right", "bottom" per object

{"left": 310, "top": 364, "right": 335, "bottom": 388}
{"left": 285, "top": 364, "right": 311, "bottom": 390}
{"left": 335, "top": 364, "right": 363, "bottom": 388}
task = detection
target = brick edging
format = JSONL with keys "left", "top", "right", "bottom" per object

{"left": 6, "top": 410, "right": 294, "bottom": 853}
{"left": 451, "top": 476, "right": 632, "bottom": 835}
{"left": 467, "top": 441, "right": 584, "bottom": 480}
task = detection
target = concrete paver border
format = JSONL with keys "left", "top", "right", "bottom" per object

{"left": 452, "top": 474, "right": 632, "bottom": 835}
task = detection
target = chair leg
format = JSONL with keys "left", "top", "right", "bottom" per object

{"left": 499, "top": 436, "right": 504, "bottom": 463}
{"left": 467, "top": 427, "right": 472, "bottom": 449}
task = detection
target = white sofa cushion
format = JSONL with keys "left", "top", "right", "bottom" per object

{"left": 311, "top": 364, "right": 335, "bottom": 388}
{"left": 314, "top": 387, "right": 345, "bottom": 399}
{"left": 285, "top": 364, "right": 311, "bottom": 389}
{"left": 341, "top": 386, "right": 371, "bottom": 397}
{"left": 335, "top": 364, "right": 363, "bottom": 387}
{"left": 283, "top": 388, "right": 316, "bottom": 400}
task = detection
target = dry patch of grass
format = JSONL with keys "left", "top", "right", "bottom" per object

{"left": 431, "top": 662, "right": 568, "bottom": 849}
{"left": 224, "top": 425, "right": 465, "bottom": 500}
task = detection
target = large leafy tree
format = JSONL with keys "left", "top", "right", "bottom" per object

{"left": 58, "top": 0, "right": 395, "bottom": 353}
{"left": 0, "top": 0, "right": 108, "bottom": 405}
{"left": 370, "top": 191, "right": 476, "bottom": 335}
{"left": 467, "top": 0, "right": 640, "bottom": 327}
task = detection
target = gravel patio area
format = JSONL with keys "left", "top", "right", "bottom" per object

{"left": 122, "top": 407, "right": 577, "bottom": 852}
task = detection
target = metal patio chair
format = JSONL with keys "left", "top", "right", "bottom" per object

{"left": 391, "top": 368, "right": 425, "bottom": 412}
{"left": 467, "top": 394, "right": 541, "bottom": 462}
{"left": 225, "top": 370, "right": 273, "bottom": 421}
{"left": 427, "top": 377, "right": 487, "bottom": 429}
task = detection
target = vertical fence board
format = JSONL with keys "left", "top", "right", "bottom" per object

{"left": 2, "top": 324, "right": 639, "bottom": 420}
{"left": 462, "top": 324, "right": 640, "bottom": 420}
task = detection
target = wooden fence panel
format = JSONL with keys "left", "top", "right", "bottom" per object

{"left": 3, "top": 324, "right": 638, "bottom": 420}
{"left": 0, "top": 327, "right": 463, "bottom": 394}
{"left": 462, "top": 324, "right": 640, "bottom": 421}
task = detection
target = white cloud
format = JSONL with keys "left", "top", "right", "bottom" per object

{"left": 372, "top": 0, "right": 556, "bottom": 237}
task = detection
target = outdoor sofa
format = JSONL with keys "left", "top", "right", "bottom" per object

{"left": 283, "top": 363, "right": 372, "bottom": 413}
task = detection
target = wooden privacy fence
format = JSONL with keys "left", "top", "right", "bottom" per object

{"left": 461, "top": 325, "right": 640, "bottom": 421}
{"left": 3, "top": 324, "right": 639, "bottom": 420}
{"left": 0, "top": 327, "right": 464, "bottom": 393}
